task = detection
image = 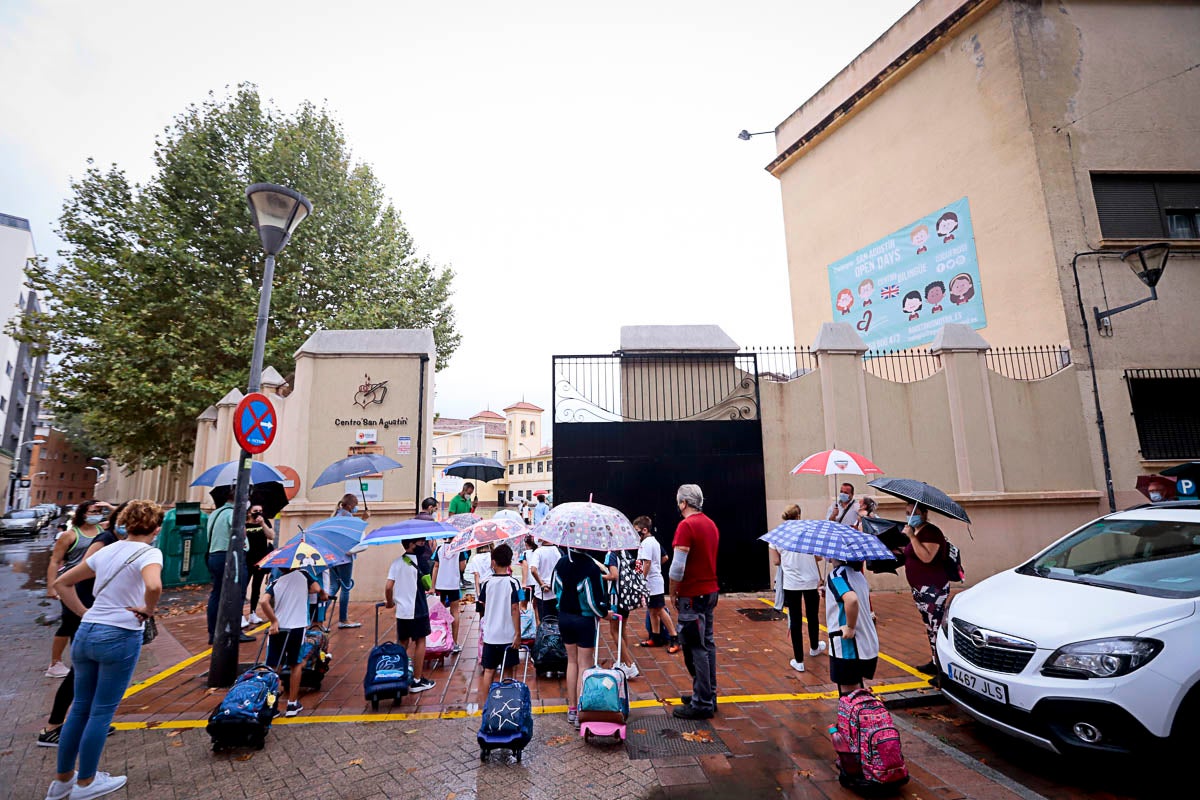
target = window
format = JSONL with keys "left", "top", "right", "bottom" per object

{"left": 56, "top": 491, "right": 63, "bottom": 501}
{"left": 491, "top": 450, "right": 498, "bottom": 460}
{"left": 1125, "top": 369, "right": 1200, "bottom": 459}
{"left": 59, "top": 472, "right": 64, "bottom": 480}
{"left": 518, "top": 463, "right": 524, "bottom": 474}
{"left": 521, "top": 421, "right": 527, "bottom": 436}
{"left": 509, "top": 464, "right": 514, "bottom": 475}
{"left": 4, "top": 362, "right": 10, "bottom": 377}
{"left": 547, "top": 461, "right": 553, "bottom": 472}
{"left": 537, "top": 461, "right": 543, "bottom": 473}
{"left": 1092, "top": 173, "right": 1200, "bottom": 239}
{"left": 68, "top": 492, "right": 73, "bottom": 500}
{"left": 0, "top": 397, "right": 5, "bottom": 411}
{"left": 530, "top": 422, "right": 536, "bottom": 436}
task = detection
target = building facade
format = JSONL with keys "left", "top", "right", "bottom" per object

{"left": 431, "top": 402, "right": 552, "bottom": 507}
{"left": 30, "top": 417, "right": 99, "bottom": 506}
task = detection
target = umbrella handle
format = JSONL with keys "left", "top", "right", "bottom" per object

{"left": 359, "top": 483, "right": 370, "bottom": 515}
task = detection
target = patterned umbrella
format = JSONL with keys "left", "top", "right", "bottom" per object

{"left": 447, "top": 518, "right": 528, "bottom": 555}
{"left": 791, "top": 449, "right": 884, "bottom": 477}
{"left": 867, "top": 477, "right": 970, "bottom": 523}
{"left": 760, "top": 519, "right": 895, "bottom": 561}
{"left": 257, "top": 535, "right": 349, "bottom": 569}
{"left": 528, "top": 501, "right": 639, "bottom": 552}
{"left": 447, "top": 513, "right": 482, "bottom": 531}
{"left": 359, "top": 517, "right": 460, "bottom": 547}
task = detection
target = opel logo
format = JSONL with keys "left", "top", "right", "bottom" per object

{"left": 970, "top": 629, "right": 987, "bottom": 648}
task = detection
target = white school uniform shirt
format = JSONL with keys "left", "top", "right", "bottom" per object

{"left": 465, "top": 551, "right": 493, "bottom": 585}
{"left": 637, "top": 536, "right": 665, "bottom": 595}
{"left": 529, "top": 544, "right": 561, "bottom": 600}
{"left": 387, "top": 555, "right": 420, "bottom": 619}
{"left": 266, "top": 570, "right": 314, "bottom": 630}
{"left": 479, "top": 574, "right": 522, "bottom": 645}
{"left": 432, "top": 543, "right": 466, "bottom": 592}
{"left": 825, "top": 565, "right": 879, "bottom": 660}
{"left": 84, "top": 541, "right": 164, "bottom": 631}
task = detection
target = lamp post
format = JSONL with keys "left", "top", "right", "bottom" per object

{"left": 1070, "top": 242, "right": 1171, "bottom": 514}
{"left": 208, "top": 183, "right": 312, "bottom": 688}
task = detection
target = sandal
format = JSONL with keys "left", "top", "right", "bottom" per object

{"left": 638, "top": 639, "right": 662, "bottom": 648}
{"left": 667, "top": 643, "right": 682, "bottom": 654}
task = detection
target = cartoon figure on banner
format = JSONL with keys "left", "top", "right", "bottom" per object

{"left": 910, "top": 224, "right": 930, "bottom": 255}
{"left": 857, "top": 310, "right": 873, "bottom": 334}
{"left": 836, "top": 288, "right": 855, "bottom": 315}
{"left": 949, "top": 273, "right": 975, "bottom": 306}
{"left": 937, "top": 212, "right": 959, "bottom": 243}
{"left": 858, "top": 278, "right": 874, "bottom": 307}
{"left": 925, "top": 281, "right": 945, "bottom": 314}
{"left": 902, "top": 290, "right": 923, "bottom": 322}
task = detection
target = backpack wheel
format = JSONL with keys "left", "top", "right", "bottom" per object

{"left": 514, "top": 749, "right": 522, "bottom": 763}
{"left": 479, "top": 748, "right": 488, "bottom": 762}
{"left": 371, "top": 698, "right": 380, "bottom": 711}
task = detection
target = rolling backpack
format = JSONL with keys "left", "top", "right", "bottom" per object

{"left": 478, "top": 647, "right": 534, "bottom": 762}
{"left": 364, "top": 603, "right": 411, "bottom": 710}
{"left": 531, "top": 615, "right": 568, "bottom": 676}
{"left": 614, "top": 550, "right": 646, "bottom": 611}
{"left": 424, "top": 598, "right": 455, "bottom": 669}
{"left": 831, "top": 689, "right": 908, "bottom": 794}
{"left": 291, "top": 628, "right": 332, "bottom": 690}
{"left": 207, "top": 667, "right": 281, "bottom": 752}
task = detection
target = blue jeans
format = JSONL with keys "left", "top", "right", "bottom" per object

{"left": 677, "top": 593, "right": 719, "bottom": 711}
{"left": 57, "top": 623, "right": 141, "bottom": 780}
{"left": 329, "top": 562, "right": 354, "bottom": 623}
{"left": 208, "top": 550, "right": 249, "bottom": 641}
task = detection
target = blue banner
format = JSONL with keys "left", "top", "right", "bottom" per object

{"left": 827, "top": 197, "right": 986, "bottom": 351}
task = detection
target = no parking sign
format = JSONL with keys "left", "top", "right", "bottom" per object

{"left": 234, "top": 392, "right": 277, "bottom": 454}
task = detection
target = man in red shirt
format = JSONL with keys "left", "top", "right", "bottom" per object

{"left": 669, "top": 483, "right": 719, "bottom": 719}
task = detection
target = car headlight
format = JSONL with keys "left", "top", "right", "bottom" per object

{"left": 938, "top": 595, "right": 954, "bottom": 637}
{"left": 1041, "top": 637, "right": 1162, "bottom": 679}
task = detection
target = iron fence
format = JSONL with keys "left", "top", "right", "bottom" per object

{"left": 862, "top": 348, "right": 943, "bottom": 382}
{"left": 985, "top": 346, "right": 1072, "bottom": 381}
{"left": 740, "top": 346, "right": 818, "bottom": 382}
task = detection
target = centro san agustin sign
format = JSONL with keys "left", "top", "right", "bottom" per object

{"left": 334, "top": 416, "right": 408, "bottom": 428}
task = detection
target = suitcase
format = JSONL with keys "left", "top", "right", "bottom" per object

{"left": 207, "top": 636, "right": 282, "bottom": 752}
{"left": 531, "top": 615, "right": 568, "bottom": 677}
{"left": 424, "top": 598, "right": 455, "bottom": 670}
{"left": 579, "top": 613, "right": 630, "bottom": 742}
{"left": 364, "top": 602, "right": 411, "bottom": 710}
{"left": 478, "top": 646, "right": 533, "bottom": 762}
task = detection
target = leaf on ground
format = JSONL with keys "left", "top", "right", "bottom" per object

{"left": 404, "top": 729, "right": 418, "bottom": 734}
{"left": 632, "top": 729, "right": 647, "bottom": 735}
{"left": 763, "top": 648, "right": 773, "bottom": 653}
{"left": 235, "top": 753, "right": 253, "bottom": 761}
{"left": 406, "top": 767, "right": 418, "bottom": 774}
{"left": 169, "top": 739, "right": 184, "bottom": 748}
{"left": 728, "top": 648, "right": 740, "bottom": 653}
{"left": 349, "top": 758, "right": 363, "bottom": 766}
{"left": 660, "top": 729, "right": 681, "bottom": 740}
{"left": 659, "top": 698, "right": 673, "bottom": 713}
{"left": 204, "top": 688, "right": 219, "bottom": 695}
{"left": 447, "top": 793, "right": 457, "bottom": 800}
{"left": 681, "top": 729, "right": 715, "bottom": 743}
{"left": 545, "top": 735, "right": 573, "bottom": 747}
{"left": 798, "top": 769, "right": 814, "bottom": 778}
{"left": 165, "top": 730, "right": 181, "bottom": 738}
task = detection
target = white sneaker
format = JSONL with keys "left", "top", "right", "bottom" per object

{"left": 247, "top": 613, "right": 262, "bottom": 625}
{"left": 240, "top": 616, "right": 250, "bottom": 629}
{"left": 619, "top": 662, "right": 640, "bottom": 679}
{"left": 809, "top": 641, "right": 827, "bottom": 657}
{"left": 45, "top": 661, "right": 70, "bottom": 678}
{"left": 69, "top": 772, "right": 126, "bottom": 800}
{"left": 466, "top": 703, "right": 479, "bottom": 715}
{"left": 43, "top": 773, "right": 74, "bottom": 800}
{"left": 789, "top": 659, "right": 806, "bottom": 673}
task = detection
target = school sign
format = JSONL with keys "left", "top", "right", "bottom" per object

{"left": 826, "top": 197, "right": 986, "bottom": 351}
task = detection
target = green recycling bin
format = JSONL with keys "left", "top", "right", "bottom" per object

{"left": 160, "top": 502, "right": 211, "bottom": 588}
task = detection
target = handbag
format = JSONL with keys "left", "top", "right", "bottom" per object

{"left": 95, "top": 544, "right": 158, "bottom": 643}
{"left": 773, "top": 566, "right": 786, "bottom": 611}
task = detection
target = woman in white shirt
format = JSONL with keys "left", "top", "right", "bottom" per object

{"left": 45, "top": 500, "right": 164, "bottom": 800}
{"left": 768, "top": 504, "right": 826, "bottom": 673}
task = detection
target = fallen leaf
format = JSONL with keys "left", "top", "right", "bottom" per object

{"left": 165, "top": 730, "right": 181, "bottom": 738}
{"left": 681, "top": 729, "right": 715, "bottom": 743}
{"left": 169, "top": 740, "right": 184, "bottom": 748}
{"left": 728, "top": 648, "right": 740, "bottom": 653}
{"left": 763, "top": 649, "right": 773, "bottom": 653}
{"left": 659, "top": 698, "right": 673, "bottom": 713}
{"left": 798, "top": 769, "right": 814, "bottom": 778}
{"left": 349, "top": 758, "right": 363, "bottom": 766}
{"left": 545, "top": 735, "right": 573, "bottom": 747}
{"left": 204, "top": 688, "right": 219, "bottom": 695}
{"left": 448, "top": 794, "right": 457, "bottom": 800}
{"left": 235, "top": 753, "right": 253, "bottom": 761}
{"left": 632, "top": 729, "right": 647, "bottom": 735}
{"left": 404, "top": 729, "right": 417, "bottom": 734}
{"left": 407, "top": 767, "right": 418, "bottom": 774}
{"left": 660, "top": 729, "right": 681, "bottom": 740}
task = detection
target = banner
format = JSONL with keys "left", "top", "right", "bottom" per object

{"left": 827, "top": 197, "right": 985, "bottom": 350}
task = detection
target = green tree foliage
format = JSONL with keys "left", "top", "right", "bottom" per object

{"left": 14, "top": 86, "right": 460, "bottom": 470}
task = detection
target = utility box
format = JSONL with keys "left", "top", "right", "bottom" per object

{"left": 160, "top": 502, "right": 211, "bottom": 588}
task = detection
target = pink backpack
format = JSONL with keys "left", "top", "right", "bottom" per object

{"left": 831, "top": 689, "right": 908, "bottom": 791}
{"left": 425, "top": 599, "right": 455, "bottom": 657}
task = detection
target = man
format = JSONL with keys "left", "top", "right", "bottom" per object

{"left": 1147, "top": 478, "right": 1172, "bottom": 503}
{"left": 384, "top": 537, "right": 436, "bottom": 693}
{"left": 635, "top": 516, "right": 679, "bottom": 653}
{"left": 669, "top": 484, "right": 720, "bottom": 720}
{"left": 410, "top": 497, "right": 437, "bottom": 576}
{"left": 533, "top": 493, "right": 550, "bottom": 525}
{"left": 449, "top": 482, "right": 477, "bottom": 516}
{"left": 827, "top": 482, "right": 860, "bottom": 528}
{"left": 527, "top": 536, "right": 561, "bottom": 624}
{"left": 207, "top": 493, "right": 255, "bottom": 645}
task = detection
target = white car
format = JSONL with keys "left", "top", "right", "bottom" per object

{"left": 935, "top": 503, "right": 1200, "bottom": 755}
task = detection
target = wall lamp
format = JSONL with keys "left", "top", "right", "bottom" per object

{"left": 737, "top": 129, "right": 773, "bottom": 140}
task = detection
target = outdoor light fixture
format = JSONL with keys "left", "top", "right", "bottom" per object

{"left": 737, "top": 129, "right": 773, "bottom": 140}
{"left": 1092, "top": 243, "right": 1171, "bottom": 331}
{"left": 246, "top": 183, "right": 313, "bottom": 256}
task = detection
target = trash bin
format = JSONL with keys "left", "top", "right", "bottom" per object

{"left": 160, "top": 502, "right": 211, "bottom": 588}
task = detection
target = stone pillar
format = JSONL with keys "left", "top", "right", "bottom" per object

{"left": 214, "top": 389, "right": 243, "bottom": 466}
{"left": 190, "top": 405, "right": 218, "bottom": 504}
{"left": 931, "top": 324, "right": 1004, "bottom": 494}
{"left": 810, "top": 323, "right": 872, "bottom": 463}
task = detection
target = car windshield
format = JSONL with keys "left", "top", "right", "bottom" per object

{"left": 1018, "top": 517, "right": 1200, "bottom": 598}
{"left": 4, "top": 510, "right": 38, "bottom": 519}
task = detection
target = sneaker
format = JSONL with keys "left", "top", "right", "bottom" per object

{"left": 240, "top": 615, "right": 250, "bottom": 629}
{"left": 672, "top": 703, "right": 714, "bottom": 720}
{"left": 637, "top": 639, "right": 661, "bottom": 648}
{"left": 285, "top": 702, "right": 303, "bottom": 717}
{"left": 69, "top": 772, "right": 126, "bottom": 800}
{"left": 916, "top": 661, "right": 938, "bottom": 674}
{"left": 43, "top": 773, "right": 74, "bottom": 800}
{"left": 789, "top": 659, "right": 806, "bottom": 673}
{"left": 237, "top": 633, "right": 256, "bottom": 643}
{"left": 247, "top": 613, "right": 263, "bottom": 625}
{"left": 466, "top": 703, "right": 479, "bottom": 715}
{"left": 567, "top": 707, "right": 578, "bottom": 727}
{"left": 337, "top": 621, "right": 362, "bottom": 629}
{"left": 45, "top": 661, "right": 70, "bottom": 678}
{"left": 619, "top": 662, "right": 640, "bottom": 679}
{"left": 409, "top": 677, "right": 436, "bottom": 693}
{"left": 667, "top": 642, "right": 682, "bottom": 654}
{"left": 37, "top": 726, "right": 61, "bottom": 747}
{"left": 809, "top": 641, "right": 827, "bottom": 657}
{"left": 451, "top": 645, "right": 463, "bottom": 654}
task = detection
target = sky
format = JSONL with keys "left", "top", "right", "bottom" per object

{"left": 0, "top": 0, "right": 915, "bottom": 432}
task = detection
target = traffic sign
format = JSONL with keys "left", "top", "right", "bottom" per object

{"left": 274, "top": 465, "right": 301, "bottom": 500}
{"left": 234, "top": 392, "right": 277, "bottom": 454}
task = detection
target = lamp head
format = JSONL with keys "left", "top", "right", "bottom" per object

{"left": 1121, "top": 242, "right": 1170, "bottom": 288}
{"left": 246, "top": 183, "right": 313, "bottom": 256}
{"left": 737, "top": 130, "right": 752, "bottom": 141}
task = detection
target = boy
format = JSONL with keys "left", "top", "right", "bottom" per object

{"left": 259, "top": 567, "right": 328, "bottom": 717}
{"left": 635, "top": 516, "right": 679, "bottom": 653}
{"left": 825, "top": 558, "right": 879, "bottom": 696}
{"left": 470, "top": 544, "right": 522, "bottom": 715}
{"left": 385, "top": 537, "right": 436, "bottom": 693}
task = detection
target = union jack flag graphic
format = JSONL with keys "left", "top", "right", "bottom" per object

{"left": 881, "top": 284, "right": 900, "bottom": 299}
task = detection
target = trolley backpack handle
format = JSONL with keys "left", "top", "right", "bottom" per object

{"left": 594, "top": 613, "right": 624, "bottom": 667}
{"left": 374, "top": 602, "right": 396, "bottom": 646}
{"left": 499, "top": 644, "right": 531, "bottom": 685}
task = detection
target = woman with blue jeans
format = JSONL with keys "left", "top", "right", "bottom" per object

{"left": 44, "top": 500, "right": 164, "bottom": 800}
{"left": 330, "top": 494, "right": 368, "bottom": 628}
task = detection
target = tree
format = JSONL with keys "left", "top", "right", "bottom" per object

{"left": 14, "top": 86, "right": 460, "bottom": 470}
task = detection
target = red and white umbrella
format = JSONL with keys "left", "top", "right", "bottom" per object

{"left": 790, "top": 449, "right": 884, "bottom": 477}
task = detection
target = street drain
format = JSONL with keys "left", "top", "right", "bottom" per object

{"left": 625, "top": 713, "right": 729, "bottom": 760}
{"left": 737, "top": 607, "right": 785, "bottom": 622}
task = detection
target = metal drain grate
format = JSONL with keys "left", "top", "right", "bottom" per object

{"left": 625, "top": 713, "right": 730, "bottom": 760}
{"left": 737, "top": 607, "right": 785, "bottom": 622}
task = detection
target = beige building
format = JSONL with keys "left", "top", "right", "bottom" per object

{"left": 769, "top": 0, "right": 1200, "bottom": 514}
{"left": 432, "top": 402, "right": 552, "bottom": 507}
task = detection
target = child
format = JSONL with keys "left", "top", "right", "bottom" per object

{"left": 470, "top": 543, "right": 522, "bottom": 715}
{"left": 385, "top": 538, "right": 436, "bottom": 693}
{"left": 259, "top": 567, "right": 328, "bottom": 717}
{"left": 825, "top": 558, "right": 880, "bottom": 696}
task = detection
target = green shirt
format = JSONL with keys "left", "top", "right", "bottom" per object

{"left": 207, "top": 503, "right": 245, "bottom": 553}
{"left": 448, "top": 494, "right": 474, "bottom": 515}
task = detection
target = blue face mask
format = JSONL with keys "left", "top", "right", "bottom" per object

{"left": 1149, "top": 492, "right": 1164, "bottom": 502}
{"left": 85, "top": 515, "right": 104, "bottom": 525}
{"left": 907, "top": 514, "right": 923, "bottom": 528}
{"left": 116, "top": 525, "right": 128, "bottom": 538}
{"left": 838, "top": 493, "right": 851, "bottom": 504}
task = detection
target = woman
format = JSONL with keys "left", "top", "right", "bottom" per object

{"left": 552, "top": 548, "right": 610, "bottom": 727}
{"left": 243, "top": 504, "right": 273, "bottom": 628}
{"left": 899, "top": 503, "right": 950, "bottom": 676}
{"left": 769, "top": 505, "right": 825, "bottom": 673}
{"left": 854, "top": 497, "right": 878, "bottom": 530}
{"left": 44, "top": 500, "right": 164, "bottom": 800}
{"left": 324, "top": 494, "right": 367, "bottom": 629}
{"left": 45, "top": 501, "right": 113, "bottom": 678}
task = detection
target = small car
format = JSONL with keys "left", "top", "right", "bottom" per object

{"left": 0, "top": 509, "right": 43, "bottom": 536}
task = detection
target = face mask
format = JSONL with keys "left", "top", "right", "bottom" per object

{"left": 1149, "top": 492, "right": 1164, "bottom": 502}
{"left": 907, "top": 514, "right": 923, "bottom": 528}
{"left": 115, "top": 525, "right": 128, "bottom": 538}
{"left": 85, "top": 515, "right": 103, "bottom": 525}
{"left": 838, "top": 493, "right": 850, "bottom": 504}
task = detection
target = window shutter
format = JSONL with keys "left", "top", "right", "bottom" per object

{"left": 1091, "top": 175, "right": 1163, "bottom": 238}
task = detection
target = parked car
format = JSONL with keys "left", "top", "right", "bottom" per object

{"left": 936, "top": 502, "right": 1200, "bottom": 756}
{"left": 0, "top": 509, "right": 43, "bottom": 536}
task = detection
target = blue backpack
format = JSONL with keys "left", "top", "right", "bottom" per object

{"left": 209, "top": 668, "right": 280, "bottom": 725}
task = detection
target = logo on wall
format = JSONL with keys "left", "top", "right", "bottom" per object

{"left": 354, "top": 374, "right": 389, "bottom": 408}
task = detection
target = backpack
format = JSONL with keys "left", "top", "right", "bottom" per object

{"left": 831, "top": 689, "right": 908, "bottom": 792}
{"left": 614, "top": 551, "right": 646, "bottom": 611}
{"left": 211, "top": 668, "right": 280, "bottom": 724}
{"left": 943, "top": 540, "right": 965, "bottom": 583}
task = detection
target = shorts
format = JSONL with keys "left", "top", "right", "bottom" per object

{"left": 829, "top": 656, "right": 879, "bottom": 687}
{"left": 396, "top": 615, "right": 431, "bottom": 643}
{"left": 558, "top": 610, "right": 597, "bottom": 647}
{"left": 56, "top": 603, "right": 82, "bottom": 639}
{"left": 480, "top": 642, "right": 520, "bottom": 671}
{"left": 647, "top": 593, "right": 666, "bottom": 609}
{"left": 437, "top": 590, "right": 462, "bottom": 606}
{"left": 266, "top": 628, "right": 305, "bottom": 668}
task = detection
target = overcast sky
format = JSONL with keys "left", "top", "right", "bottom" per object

{"left": 0, "top": 0, "right": 914, "bottom": 432}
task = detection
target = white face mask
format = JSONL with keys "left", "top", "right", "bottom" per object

{"left": 1149, "top": 491, "right": 1164, "bottom": 502}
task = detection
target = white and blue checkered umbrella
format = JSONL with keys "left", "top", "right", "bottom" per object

{"left": 760, "top": 519, "right": 896, "bottom": 561}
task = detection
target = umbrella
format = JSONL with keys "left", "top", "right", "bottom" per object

{"left": 301, "top": 517, "right": 368, "bottom": 553}
{"left": 448, "top": 513, "right": 482, "bottom": 531}
{"left": 858, "top": 516, "right": 909, "bottom": 574}
{"left": 191, "top": 459, "right": 286, "bottom": 487}
{"left": 493, "top": 509, "right": 524, "bottom": 524}
{"left": 791, "top": 449, "right": 884, "bottom": 477}
{"left": 1135, "top": 474, "right": 1177, "bottom": 501}
{"left": 278, "top": 529, "right": 357, "bottom": 564}
{"left": 867, "top": 477, "right": 971, "bottom": 523}
{"left": 258, "top": 535, "right": 349, "bottom": 570}
{"left": 528, "top": 501, "right": 640, "bottom": 552}
{"left": 311, "top": 453, "right": 405, "bottom": 514}
{"left": 444, "top": 457, "right": 505, "bottom": 483}
{"left": 447, "top": 518, "right": 528, "bottom": 555}
{"left": 359, "top": 517, "right": 460, "bottom": 547}
{"left": 761, "top": 519, "right": 895, "bottom": 561}
{"left": 1160, "top": 462, "right": 1200, "bottom": 480}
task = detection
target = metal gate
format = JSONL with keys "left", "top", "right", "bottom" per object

{"left": 552, "top": 352, "right": 768, "bottom": 592}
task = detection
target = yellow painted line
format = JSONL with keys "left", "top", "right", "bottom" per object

{"left": 123, "top": 623, "right": 272, "bottom": 699}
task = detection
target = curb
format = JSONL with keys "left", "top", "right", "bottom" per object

{"left": 882, "top": 687, "right": 948, "bottom": 710}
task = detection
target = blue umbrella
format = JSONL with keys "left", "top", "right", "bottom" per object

{"left": 760, "top": 519, "right": 896, "bottom": 561}
{"left": 191, "top": 459, "right": 286, "bottom": 487}
{"left": 277, "top": 529, "right": 357, "bottom": 564}
{"left": 359, "top": 517, "right": 460, "bottom": 547}
{"left": 257, "top": 535, "right": 350, "bottom": 570}
{"left": 312, "top": 453, "right": 405, "bottom": 513}
{"left": 444, "top": 457, "right": 504, "bottom": 483}
{"left": 300, "top": 517, "right": 368, "bottom": 553}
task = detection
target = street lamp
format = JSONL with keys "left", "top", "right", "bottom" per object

{"left": 1070, "top": 242, "right": 1171, "bottom": 513}
{"left": 737, "top": 129, "right": 773, "bottom": 140}
{"left": 208, "top": 183, "right": 312, "bottom": 688}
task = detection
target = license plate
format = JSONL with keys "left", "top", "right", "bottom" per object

{"left": 948, "top": 662, "right": 1008, "bottom": 704}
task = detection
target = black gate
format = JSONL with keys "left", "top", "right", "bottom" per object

{"left": 552, "top": 353, "right": 768, "bottom": 592}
